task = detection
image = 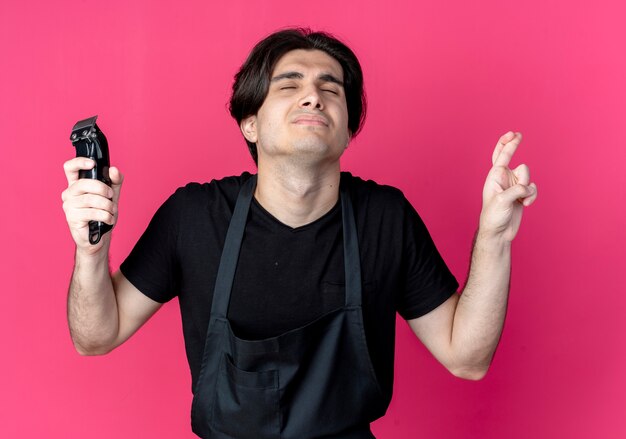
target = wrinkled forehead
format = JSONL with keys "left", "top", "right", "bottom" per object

{"left": 271, "top": 49, "right": 344, "bottom": 81}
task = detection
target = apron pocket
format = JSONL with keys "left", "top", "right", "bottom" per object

{"left": 211, "top": 353, "right": 280, "bottom": 438}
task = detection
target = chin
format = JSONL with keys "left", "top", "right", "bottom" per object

{"left": 293, "top": 138, "right": 330, "bottom": 152}
{"left": 294, "top": 130, "right": 345, "bottom": 149}
{"left": 260, "top": 134, "right": 345, "bottom": 162}
{"left": 293, "top": 142, "right": 344, "bottom": 161}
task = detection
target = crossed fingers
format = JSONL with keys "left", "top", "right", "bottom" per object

{"left": 492, "top": 131, "right": 522, "bottom": 167}
{"left": 490, "top": 131, "right": 537, "bottom": 207}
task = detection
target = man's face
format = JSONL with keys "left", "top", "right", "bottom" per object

{"left": 241, "top": 49, "right": 351, "bottom": 165}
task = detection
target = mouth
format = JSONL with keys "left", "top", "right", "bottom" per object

{"left": 293, "top": 115, "right": 329, "bottom": 126}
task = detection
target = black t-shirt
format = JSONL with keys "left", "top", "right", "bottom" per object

{"left": 120, "top": 172, "right": 458, "bottom": 402}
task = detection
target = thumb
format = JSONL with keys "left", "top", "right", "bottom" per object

{"left": 109, "top": 166, "right": 124, "bottom": 203}
{"left": 499, "top": 183, "right": 535, "bottom": 205}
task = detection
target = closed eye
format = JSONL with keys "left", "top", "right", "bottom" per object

{"left": 322, "top": 89, "right": 338, "bottom": 95}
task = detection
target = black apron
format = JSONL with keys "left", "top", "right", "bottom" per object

{"left": 191, "top": 175, "right": 387, "bottom": 438}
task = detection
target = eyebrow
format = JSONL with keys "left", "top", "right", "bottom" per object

{"left": 270, "top": 71, "right": 344, "bottom": 86}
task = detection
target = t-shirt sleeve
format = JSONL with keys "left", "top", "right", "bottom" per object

{"left": 119, "top": 190, "right": 182, "bottom": 303}
{"left": 396, "top": 198, "right": 459, "bottom": 320}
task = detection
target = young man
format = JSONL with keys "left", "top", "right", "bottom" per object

{"left": 62, "top": 29, "right": 537, "bottom": 438}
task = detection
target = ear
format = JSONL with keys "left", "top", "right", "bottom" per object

{"left": 240, "top": 115, "right": 258, "bottom": 143}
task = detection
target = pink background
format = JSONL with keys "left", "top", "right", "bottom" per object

{"left": 1, "top": 0, "right": 625, "bottom": 437}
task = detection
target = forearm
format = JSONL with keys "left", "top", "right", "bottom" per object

{"left": 67, "top": 245, "right": 119, "bottom": 355}
{"left": 450, "top": 230, "right": 511, "bottom": 376}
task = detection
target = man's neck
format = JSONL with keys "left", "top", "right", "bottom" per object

{"left": 255, "top": 159, "right": 341, "bottom": 228}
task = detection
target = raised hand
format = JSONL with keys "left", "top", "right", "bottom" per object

{"left": 479, "top": 132, "right": 537, "bottom": 244}
{"left": 62, "top": 158, "right": 124, "bottom": 255}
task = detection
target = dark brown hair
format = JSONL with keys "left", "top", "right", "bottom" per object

{"left": 229, "top": 28, "right": 366, "bottom": 164}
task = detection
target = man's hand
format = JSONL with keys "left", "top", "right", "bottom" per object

{"left": 479, "top": 132, "right": 538, "bottom": 243}
{"left": 61, "top": 158, "right": 124, "bottom": 255}
{"left": 409, "top": 132, "right": 538, "bottom": 379}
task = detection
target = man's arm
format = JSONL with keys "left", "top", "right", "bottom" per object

{"left": 68, "top": 257, "right": 162, "bottom": 355}
{"left": 408, "top": 132, "right": 537, "bottom": 380}
{"left": 63, "top": 157, "right": 161, "bottom": 355}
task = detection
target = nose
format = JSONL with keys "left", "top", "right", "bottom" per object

{"left": 298, "top": 86, "right": 323, "bottom": 110}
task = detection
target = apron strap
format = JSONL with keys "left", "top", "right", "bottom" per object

{"left": 210, "top": 175, "right": 256, "bottom": 318}
{"left": 340, "top": 182, "right": 362, "bottom": 308}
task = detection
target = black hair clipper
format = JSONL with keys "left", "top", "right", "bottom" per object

{"left": 70, "top": 115, "right": 112, "bottom": 245}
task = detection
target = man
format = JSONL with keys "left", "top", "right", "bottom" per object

{"left": 62, "top": 29, "right": 537, "bottom": 438}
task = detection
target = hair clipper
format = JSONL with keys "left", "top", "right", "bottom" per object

{"left": 70, "top": 115, "right": 112, "bottom": 245}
